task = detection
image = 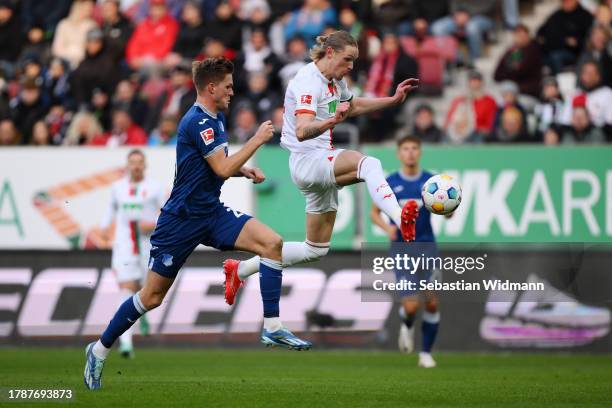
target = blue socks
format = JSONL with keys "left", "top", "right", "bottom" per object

{"left": 421, "top": 310, "right": 440, "bottom": 353}
{"left": 259, "top": 258, "right": 283, "bottom": 318}
{"left": 100, "top": 293, "right": 147, "bottom": 348}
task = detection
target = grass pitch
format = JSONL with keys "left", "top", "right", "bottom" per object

{"left": 1, "top": 348, "right": 611, "bottom": 407}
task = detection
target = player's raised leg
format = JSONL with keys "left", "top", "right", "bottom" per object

{"left": 233, "top": 218, "right": 312, "bottom": 350}
{"left": 84, "top": 270, "right": 173, "bottom": 389}
{"left": 419, "top": 292, "right": 440, "bottom": 368}
{"left": 334, "top": 150, "right": 418, "bottom": 241}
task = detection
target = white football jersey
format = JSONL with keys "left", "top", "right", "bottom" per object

{"left": 101, "top": 177, "right": 165, "bottom": 259}
{"left": 281, "top": 62, "right": 353, "bottom": 153}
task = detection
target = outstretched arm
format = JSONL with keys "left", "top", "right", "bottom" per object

{"left": 206, "top": 121, "right": 274, "bottom": 179}
{"left": 295, "top": 102, "right": 351, "bottom": 142}
{"left": 349, "top": 78, "right": 419, "bottom": 117}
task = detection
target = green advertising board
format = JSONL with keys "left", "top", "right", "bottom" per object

{"left": 256, "top": 146, "right": 612, "bottom": 248}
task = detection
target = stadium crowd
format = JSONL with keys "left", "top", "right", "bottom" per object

{"left": 0, "top": 0, "right": 610, "bottom": 147}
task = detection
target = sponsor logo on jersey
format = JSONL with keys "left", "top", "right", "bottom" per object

{"left": 198, "top": 118, "right": 208, "bottom": 125}
{"left": 200, "top": 128, "right": 214, "bottom": 145}
{"left": 300, "top": 94, "right": 313, "bottom": 105}
{"left": 328, "top": 100, "right": 337, "bottom": 114}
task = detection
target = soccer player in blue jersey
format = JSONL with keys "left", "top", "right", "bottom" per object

{"left": 84, "top": 57, "right": 311, "bottom": 390}
{"left": 370, "top": 135, "right": 440, "bottom": 368}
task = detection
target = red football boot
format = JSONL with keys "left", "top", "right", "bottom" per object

{"left": 400, "top": 200, "right": 419, "bottom": 241}
{"left": 223, "top": 259, "right": 244, "bottom": 306}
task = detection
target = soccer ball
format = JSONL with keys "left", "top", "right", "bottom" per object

{"left": 421, "top": 174, "right": 462, "bottom": 215}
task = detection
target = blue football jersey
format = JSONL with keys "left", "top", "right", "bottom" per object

{"left": 162, "top": 102, "right": 228, "bottom": 218}
{"left": 387, "top": 170, "right": 435, "bottom": 242}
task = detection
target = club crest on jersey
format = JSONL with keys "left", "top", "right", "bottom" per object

{"left": 300, "top": 94, "right": 312, "bottom": 105}
{"left": 200, "top": 128, "right": 214, "bottom": 145}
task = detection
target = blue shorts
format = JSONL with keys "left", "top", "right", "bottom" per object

{"left": 148, "top": 206, "right": 252, "bottom": 279}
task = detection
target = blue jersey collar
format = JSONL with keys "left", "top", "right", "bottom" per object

{"left": 194, "top": 102, "right": 217, "bottom": 118}
{"left": 398, "top": 169, "right": 422, "bottom": 182}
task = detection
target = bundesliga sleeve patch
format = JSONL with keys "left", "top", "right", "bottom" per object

{"left": 300, "top": 94, "right": 313, "bottom": 105}
{"left": 200, "top": 128, "right": 214, "bottom": 145}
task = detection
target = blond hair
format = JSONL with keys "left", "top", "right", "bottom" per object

{"left": 309, "top": 30, "right": 357, "bottom": 61}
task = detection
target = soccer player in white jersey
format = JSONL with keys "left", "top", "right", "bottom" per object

{"left": 223, "top": 30, "right": 419, "bottom": 311}
{"left": 100, "top": 149, "right": 164, "bottom": 358}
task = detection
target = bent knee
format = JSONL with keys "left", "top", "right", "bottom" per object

{"left": 139, "top": 291, "right": 165, "bottom": 310}
{"left": 261, "top": 234, "right": 283, "bottom": 258}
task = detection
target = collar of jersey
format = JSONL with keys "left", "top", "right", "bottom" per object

{"left": 194, "top": 102, "right": 217, "bottom": 118}
{"left": 398, "top": 169, "right": 422, "bottom": 182}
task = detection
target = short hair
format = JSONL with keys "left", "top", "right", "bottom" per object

{"left": 397, "top": 135, "right": 422, "bottom": 147}
{"left": 192, "top": 57, "right": 234, "bottom": 93}
{"left": 309, "top": 30, "right": 357, "bottom": 61}
{"left": 514, "top": 23, "right": 529, "bottom": 34}
{"left": 127, "top": 149, "right": 145, "bottom": 159}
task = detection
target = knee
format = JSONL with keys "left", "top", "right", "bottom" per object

{"left": 139, "top": 290, "right": 165, "bottom": 310}
{"left": 402, "top": 299, "right": 419, "bottom": 315}
{"left": 359, "top": 156, "right": 382, "bottom": 178}
{"left": 261, "top": 234, "right": 283, "bottom": 259}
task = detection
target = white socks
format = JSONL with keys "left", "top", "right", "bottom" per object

{"left": 237, "top": 241, "right": 330, "bottom": 279}
{"left": 358, "top": 156, "right": 402, "bottom": 226}
{"left": 118, "top": 288, "right": 135, "bottom": 350}
{"left": 92, "top": 340, "right": 110, "bottom": 359}
{"left": 263, "top": 317, "right": 282, "bottom": 332}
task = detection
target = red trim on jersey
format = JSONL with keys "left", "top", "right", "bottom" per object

{"left": 295, "top": 109, "right": 316, "bottom": 116}
{"left": 329, "top": 126, "right": 334, "bottom": 149}
{"left": 128, "top": 185, "right": 139, "bottom": 255}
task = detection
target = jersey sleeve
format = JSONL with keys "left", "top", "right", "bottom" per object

{"left": 191, "top": 115, "right": 227, "bottom": 158}
{"left": 337, "top": 79, "right": 354, "bottom": 102}
{"left": 293, "top": 81, "right": 320, "bottom": 115}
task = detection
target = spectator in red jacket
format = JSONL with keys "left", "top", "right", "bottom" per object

{"left": 89, "top": 107, "right": 147, "bottom": 146}
{"left": 126, "top": 0, "right": 179, "bottom": 72}
{"left": 445, "top": 69, "right": 497, "bottom": 143}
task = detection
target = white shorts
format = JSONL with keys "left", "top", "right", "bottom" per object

{"left": 111, "top": 253, "right": 147, "bottom": 283}
{"left": 289, "top": 148, "right": 345, "bottom": 213}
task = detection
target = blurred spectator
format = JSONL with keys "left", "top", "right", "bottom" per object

{"left": 100, "top": 0, "right": 134, "bottom": 58}
{"left": 431, "top": 0, "right": 497, "bottom": 61}
{"left": 535, "top": 76, "right": 565, "bottom": 136}
{"left": 90, "top": 88, "right": 113, "bottom": 131}
{"left": 31, "top": 120, "right": 51, "bottom": 145}
{"left": 43, "top": 58, "right": 72, "bottom": 107}
{"left": 234, "top": 71, "right": 281, "bottom": 121}
{"left": 71, "top": 28, "right": 122, "bottom": 106}
{"left": 372, "top": 0, "right": 412, "bottom": 33}
{"left": 63, "top": 110, "right": 103, "bottom": 145}
{"left": 445, "top": 70, "right": 497, "bottom": 143}
{"left": 0, "top": 0, "right": 23, "bottom": 77}
{"left": 206, "top": 2, "right": 244, "bottom": 55}
{"left": 113, "top": 79, "right": 149, "bottom": 127}
{"left": 240, "top": 0, "right": 272, "bottom": 47}
{"left": 18, "top": 22, "right": 52, "bottom": 68}
{"left": 167, "top": 0, "right": 206, "bottom": 63}
{"left": 412, "top": 103, "right": 445, "bottom": 143}
{"left": 492, "top": 105, "right": 531, "bottom": 142}
{"left": 241, "top": 28, "right": 279, "bottom": 74}
{"left": 21, "top": 0, "right": 72, "bottom": 33}
{"left": 339, "top": 7, "right": 369, "bottom": 77}
{"left": 10, "top": 78, "right": 49, "bottom": 144}
{"left": 543, "top": 127, "right": 560, "bottom": 145}
{"left": 0, "top": 118, "right": 20, "bottom": 145}
{"left": 398, "top": 0, "right": 449, "bottom": 38}
{"left": 148, "top": 113, "right": 178, "bottom": 146}
{"left": 536, "top": 0, "right": 593, "bottom": 74}
{"left": 45, "top": 104, "right": 72, "bottom": 144}
{"left": 199, "top": 38, "right": 228, "bottom": 60}
{"left": 89, "top": 108, "right": 147, "bottom": 146}
{"left": 136, "top": 0, "right": 185, "bottom": 22}
{"left": 494, "top": 81, "right": 528, "bottom": 132}
{"left": 0, "top": 73, "right": 10, "bottom": 119}
{"left": 593, "top": 4, "right": 611, "bottom": 33}
{"left": 149, "top": 60, "right": 195, "bottom": 129}
{"left": 278, "top": 36, "right": 309, "bottom": 88}
{"left": 562, "top": 60, "right": 612, "bottom": 129}
{"left": 231, "top": 105, "right": 258, "bottom": 142}
{"left": 365, "top": 32, "right": 418, "bottom": 98}
{"left": 494, "top": 24, "right": 543, "bottom": 98}
{"left": 284, "top": 0, "right": 337, "bottom": 47}
{"left": 577, "top": 25, "right": 612, "bottom": 88}
{"left": 19, "top": 55, "right": 44, "bottom": 83}
{"left": 126, "top": 0, "right": 179, "bottom": 71}
{"left": 52, "top": 0, "right": 97, "bottom": 69}
{"left": 558, "top": 105, "right": 606, "bottom": 143}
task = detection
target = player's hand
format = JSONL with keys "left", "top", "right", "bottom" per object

{"left": 333, "top": 101, "right": 350, "bottom": 123}
{"left": 393, "top": 78, "right": 419, "bottom": 104}
{"left": 243, "top": 167, "right": 266, "bottom": 184}
{"left": 253, "top": 120, "right": 274, "bottom": 144}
